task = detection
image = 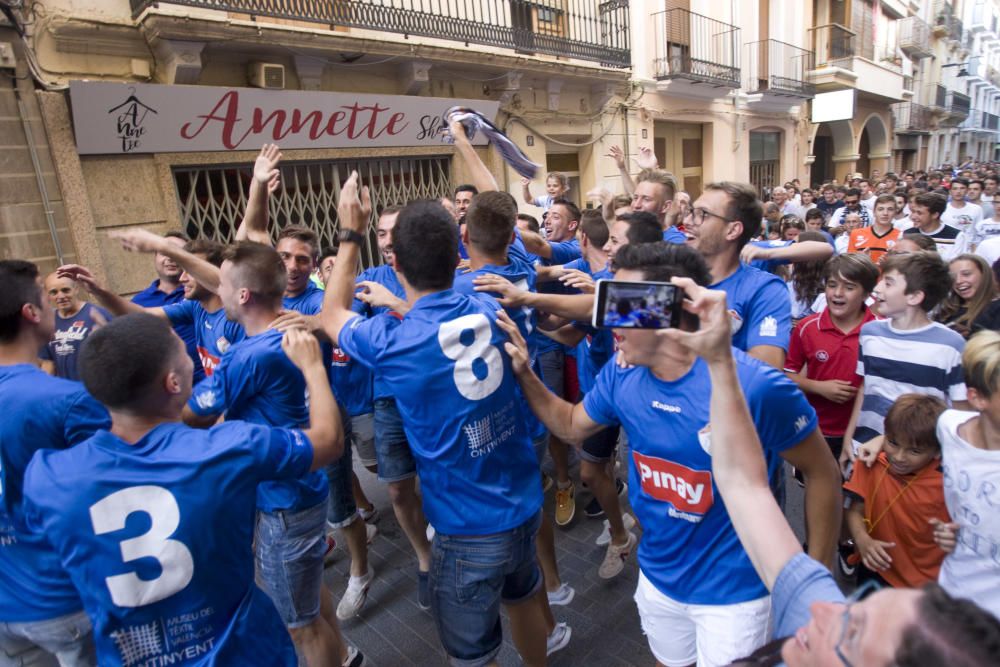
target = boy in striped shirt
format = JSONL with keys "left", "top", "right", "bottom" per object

{"left": 841, "top": 251, "right": 970, "bottom": 473}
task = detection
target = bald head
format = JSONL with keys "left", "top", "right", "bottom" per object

{"left": 44, "top": 273, "right": 83, "bottom": 317}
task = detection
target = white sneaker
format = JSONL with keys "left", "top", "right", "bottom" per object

{"left": 546, "top": 582, "right": 575, "bottom": 607}
{"left": 426, "top": 524, "right": 436, "bottom": 541}
{"left": 365, "top": 522, "right": 378, "bottom": 545}
{"left": 546, "top": 622, "right": 572, "bottom": 656}
{"left": 358, "top": 506, "right": 380, "bottom": 524}
{"left": 336, "top": 568, "right": 374, "bottom": 620}
{"left": 595, "top": 513, "right": 637, "bottom": 546}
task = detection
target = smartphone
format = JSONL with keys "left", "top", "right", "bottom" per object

{"left": 592, "top": 279, "right": 683, "bottom": 329}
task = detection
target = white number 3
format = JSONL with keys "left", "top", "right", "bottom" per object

{"left": 438, "top": 314, "right": 504, "bottom": 400}
{"left": 89, "top": 486, "right": 194, "bottom": 608}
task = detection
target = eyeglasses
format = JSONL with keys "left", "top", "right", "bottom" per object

{"left": 834, "top": 580, "right": 882, "bottom": 667}
{"left": 690, "top": 207, "right": 730, "bottom": 225}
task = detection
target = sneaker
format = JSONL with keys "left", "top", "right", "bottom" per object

{"left": 617, "top": 478, "right": 628, "bottom": 498}
{"left": 583, "top": 495, "right": 605, "bottom": 519}
{"left": 554, "top": 483, "right": 576, "bottom": 526}
{"left": 546, "top": 622, "right": 572, "bottom": 656}
{"left": 365, "top": 522, "right": 378, "bottom": 545}
{"left": 417, "top": 570, "right": 431, "bottom": 610}
{"left": 598, "top": 531, "right": 637, "bottom": 579}
{"left": 596, "top": 513, "right": 637, "bottom": 546}
{"left": 336, "top": 568, "right": 374, "bottom": 620}
{"left": 342, "top": 645, "right": 367, "bottom": 667}
{"left": 546, "top": 582, "right": 575, "bottom": 607}
{"left": 792, "top": 467, "right": 805, "bottom": 488}
{"left": 323, "top": 535, "right": 337, "bottom": 566}
{"left": 541, "top": 473, "right": 554, "bottom": 493}
{"left": 358, "top": 505, "right": 380, "bottom": 524}
{"left": 838, "top": 542, "right": 857, "bottom": 578}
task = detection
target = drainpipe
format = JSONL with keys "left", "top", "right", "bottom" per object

{"left": 15, "top": 84, "right": 64, "bottom": 265}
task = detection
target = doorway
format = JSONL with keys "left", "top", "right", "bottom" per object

{"left": 654, "top": 122, "right": 704, "bottom": 199}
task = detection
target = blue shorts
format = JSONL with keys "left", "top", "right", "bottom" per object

{"left": 537, "top": 349, "right": 565, "bottom": 398}
{"left": 254, "top": 502, "right": 327, "bottom": 628}
{"left": 430, "top": 512, "right": 543, "bottom": 667}
{"left": 373, "top": 397, "right": 417, "bottom": 483}
{"left": 324, "top": 431, "right": 357, "bottom": 529}
{"left": 0, "top": 610, "right": 94, "bottom": 667}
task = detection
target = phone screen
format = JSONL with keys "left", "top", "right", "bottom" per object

{"left": 592, "top": 280, "right": 683, "bottom": 329}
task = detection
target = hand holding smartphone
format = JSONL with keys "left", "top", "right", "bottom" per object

{"left": 592, "top": 279, "right": 684, "bottom": 329}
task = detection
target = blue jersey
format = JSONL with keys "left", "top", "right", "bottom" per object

{"left": 0, "top": 365, "right": 109, "bottom": 622}
{"left": 662, "top": 226, "right": 686, "bottom": 244}
{"left": 283, "top": 282, "right": 325, "bottom": 316}
{"left": 188, "top": 329, "right": 328, "bottom": 513}
{"left": 583, "top": 351, "right": 816, "bottom": 604}
{"left": 40, "top": 303, "right": 112, "bottom": 381}
{"left": 713, "top": 263, "right": 791, "bottom": 353}
{"left": 512, "top": 229, "right": 539, "bottom": 266}
{"left": 22, "top": 421, "right": 308, "bottom": 666}
{"left": 543, "top": 237, "right": 582, "bottom": 266}
{"left": 562, "top": 260, "right": 615, "bottom": 395}
{"left": 329, "top": 345, "right": 374, "bottom": 418}
{"left": 353, "top": 264, "right": 407, "bottom": 400}
{"left": 162, "top": 300, "right": 245, "bottom": 379}
{"left": 132, "top": 281, "right": 201, "bottom": 383}
{"left": 340, "top": 290, "right": 542, "bottom": 534}
{"left": 454, "top": 262, "right": 546, "bottom": 440}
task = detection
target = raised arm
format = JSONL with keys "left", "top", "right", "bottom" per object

{"left": 497, "top": 311, "right": 603, "bottom": 444}
{"left": 740, "top": 240, "right": 834, "bottom": 266}
{"left": 236, "top": 143, "right": 282, "bottom": 245}
{"left": 281, "top": 328, "right": 344, "bottom": 469}
{"left": 516, "top": 229, "right": 554, "bottom": 259}
{"left": 56, "top": 264, "right": 149, "bottom": 318}
{"left": 521, "top": 177, "right": 535, "bottom": 205}
{"left": 660, "top": 278, "right": 803, "bottom": 590}
{"left": 111, "top": 228, "right": 221, "bottom": 294}
{"left": 320, "top": 171, "right": 370, "bottom": 345}
{"left": 450, "top": 119, "right": 498, "bottom": 193}
{"left": 606, "top": 145, "right": 635, "bottom": 196}
{"left": 473, "top": 273, "right": 593, "bottom": 321}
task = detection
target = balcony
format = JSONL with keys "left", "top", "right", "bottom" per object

{"left": 933, "top": 0, "right": 954, "bottom": 38}
{"left": 940, "top": 89, "right": 972, "bottom": 126}
{"left": 652, "top": 8, "right": 740, "bottom": 88}
{"left": 806, "top": 24, "right": 905, "bottom": 102}
{"left": 128, "top": 0, "right": 632, "bottom": 69}
{"left": 743, "top": 39, "right": 815, "bottom": 99}
{"left": 892, "top": 102, "right": 932, "bottom": 134}
{"left": 898, "top": 16, "right": 933, "bottom": 59}
{"left": 951, "top": 17, "right": 965, "bottom": 44}
{"left": 930, "top": 83, "right": 948, "bottom": 111}
{"left": 963, "top": 110, "right": 1000, "bottom": 134}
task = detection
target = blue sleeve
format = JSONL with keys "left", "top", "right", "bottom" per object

{"left": 744, "top": 278, "right": 792, "bottom": 351}
{"left": 187, "top": 347, "right": 253, "bottom": 416}
{"left": 338, "top": 314, "right": 391, "bottom": 373}
{"left": 746, "top": 365, "right": 818, "bottom": 454}
{"left": 63, "top": 391, "right": 111, "bottom": 446}
{"left": 547, "top": 240, "right": 582, "bottom": 265}
{"left": 245, "top": 423, "right": 314, "bottom": 481}
{"left": 581, "top": 362, "right": 621, "bottom": 427}
{"left": 162, "top": 299, "right": 196, "bottom": 326}
{"left": 39, "top": 343, "right": 51, "bottom": 361}
{"left": 771, "top": 553, "right": 845, "bottom": 639}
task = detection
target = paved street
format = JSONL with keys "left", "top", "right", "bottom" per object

{"left": 323, "top": 459, "right": 810, "bottom": 666}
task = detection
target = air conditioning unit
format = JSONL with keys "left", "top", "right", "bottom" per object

{"left": 248, "top": 62, "right": 285, "bottom": 89}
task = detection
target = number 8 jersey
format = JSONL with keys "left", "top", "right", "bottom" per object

{"left": 340, "top": 289, "right": 542, "bottom": 535}
{"left": 21, "top": 421, "right": 309, "bottom": 666}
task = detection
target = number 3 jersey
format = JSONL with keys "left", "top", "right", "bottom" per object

{"left": 583, "top": 349, "right": 817, "bottom": 605}
{"left": 339, "top": 289, "right": 542, "bottom": 535}
{"left": 21, "top": 421, "right": 310, "bottom": 666}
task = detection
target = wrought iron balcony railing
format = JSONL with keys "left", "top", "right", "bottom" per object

{"left": 652, "top": 8, "right": 740, "bottom": 87}
{"left": 744, "top": 39, "right": 815, "bottom": 98}
{"left": 129, "top": 0, "right": 632, "bottom": 69}
{"left": 810, "top": 23, "right": 855, "bottom": 67}
{"left": 948, "top": 90, "right": 971, "bottom": 117}
{"left": 892, "top": 102, "right": 932, "bottom": 133}
{"left": 898, "top": 16, "right": 932, "bottom": 59}
{"left": 931, "top": 83, "right": 948, "bottom": 110}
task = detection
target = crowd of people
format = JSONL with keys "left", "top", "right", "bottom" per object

{"left": 2, "top": 120, "right": 1000, "bottom": 667}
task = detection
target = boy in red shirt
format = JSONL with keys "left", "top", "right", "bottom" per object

{"left": 785, "top": 253, "right": 880, "bottom": 459}
{"left": 844, "top": 394, "right": 951, "bottom": 587}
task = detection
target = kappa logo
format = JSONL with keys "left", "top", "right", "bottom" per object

{"left": 759, "top": 316, "right": 778, "bottom": 337}
{"left": 816, "top": 349, "right": 829, "bottom": 362}
{"left": 794, "top": 415, "right": 810, "bottom": 433}
{"left": 632, "top": 450, "right": 713, "bottom": 514}
{"left": 651, "top": 400, "right": 681, "bottom": 414}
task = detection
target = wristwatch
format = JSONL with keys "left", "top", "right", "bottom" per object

{"left": 336, "top": 229, "right": 365, "bottom": 245}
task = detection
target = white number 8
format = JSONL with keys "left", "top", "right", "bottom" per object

{"left": 89, "top": 486, "right": 194, "bottom": 608}
{"left": 438, "top": 314, "right": 504, "bottom": 400}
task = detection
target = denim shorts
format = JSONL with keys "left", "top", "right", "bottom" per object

{"left": 0, "top": 611, "right": 94, "bottom": 667}
{"left": 254, "top": 502, "right": 327, "bottom": 628}
{"left": 324, "top": 432, "right": 357, "bottom": 529}
{"left": 350, "top": 412, "right": 377, "bottom": 469}
{"left": 373, "top": 397, "right": 417, "bottom": 483}
{"left": 430, "top": 511, "right": 543, "bottom": 667}
{"left": 537, "top": 349, "right": 565, "bottom": 398}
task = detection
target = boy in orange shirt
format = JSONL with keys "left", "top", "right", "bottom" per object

{"left": 848, "top": 193, "right": 901, "bottom": 263}
{"left": 844, "top": 393, "right": 951, "bottom": 588}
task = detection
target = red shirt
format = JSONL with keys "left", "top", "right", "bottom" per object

{"left": 785, "top": 307, "right": 876, "bottom": 436}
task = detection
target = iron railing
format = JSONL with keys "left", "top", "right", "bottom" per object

{"left": 744, "top": 39, "right": 815, "bottom": 97}
{"left": 892, "top": 102, "right": 932, "bottom": 133}
{"left": 898, "top": 15, "right": 932, "bottom": 59}
{"left": 130, "top": 0, "right": 632, "bottom": 69}
{"left": 934, "top": 0, "right": 955, "bottom": 34}
{"left": 652, "top": 8, "right": 740, "bottom": 87}
{"left": 931, "top": 83, "right": 948, "bottom": 110}
{"left": 987, "top": 112, "right": 1000, "bottom": 131}
{"left": 948, "top": 90, "right": 972, "bottom": 116}
{"left": 903, "top": 74, "right": 914, "bottom": 91}
{"left": 810, "top": 23, "right": 855, "bottom": 66}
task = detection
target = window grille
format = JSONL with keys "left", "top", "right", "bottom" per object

{"left": 173, "top": 155, "right": 452, "bottom": 268}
